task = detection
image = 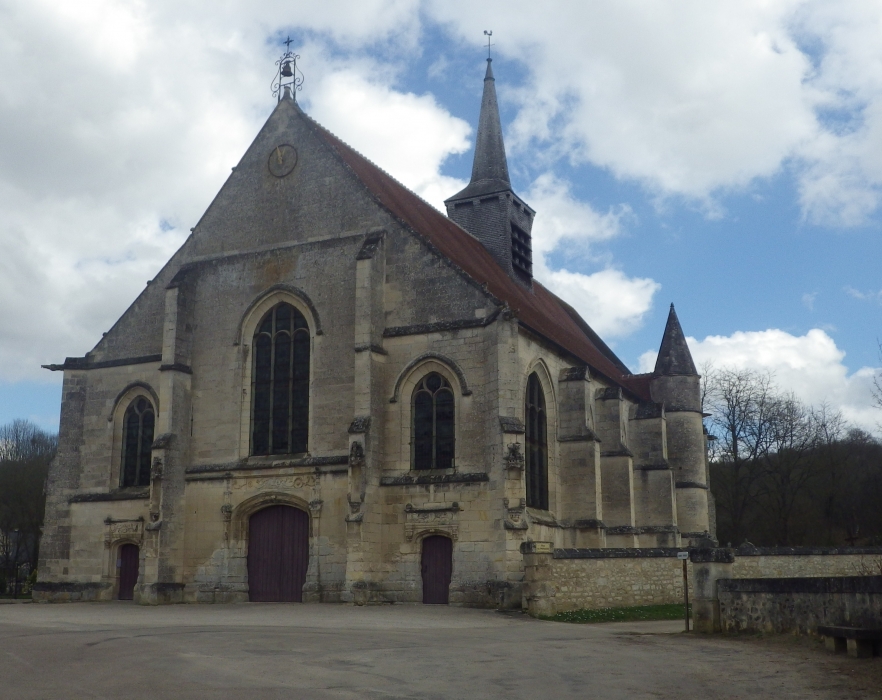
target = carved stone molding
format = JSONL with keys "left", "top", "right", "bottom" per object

{"left": 504, "top": 443, "right": 525, "bottom": 471}
{"left": 404, "top": 502, "right": 460, "bottom": 541}
{"left": 103, "top": 517, "right": 144, "bottom": 548}
{"left": 349, "top": 441, "right": 366, "bottom": 469}
{"left": 503, "top": 497, "right": 528, "bottom": 531}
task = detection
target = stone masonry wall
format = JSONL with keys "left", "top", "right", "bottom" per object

{"left": 718, "top": 575, "right": 882, "bottom": 635}
{"left": 523, "top": 548, "right": 693, "bottom": 616}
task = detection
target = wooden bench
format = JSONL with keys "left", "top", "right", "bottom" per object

{"left": 818, "top": 626, "right": 882, "bottom": 659}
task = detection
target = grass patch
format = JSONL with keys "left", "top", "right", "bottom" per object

{"left": 541, "top": 603, "right": 690, "bottom": 624}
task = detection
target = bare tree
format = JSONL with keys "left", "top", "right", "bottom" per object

{"left": 704, "top": 368, "right": 777, "bottom": 545}
{"left": 760, "top": 394, "right": 820, "bottom": 545}
{"left": 0, "top": 420, "right": 56, "bottom": 597}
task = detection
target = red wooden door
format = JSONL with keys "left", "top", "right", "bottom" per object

{"left": 421, "top": 535, "right": 452, "bottom": 604}
{"left": 248, "top": 505, "right": 309, "bottom": 602}
{"left": 117, "top": 544, "right": 139, "bottom": 600}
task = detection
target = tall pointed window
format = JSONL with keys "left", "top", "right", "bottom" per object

{"left": 251, "top": 303, "right": 310, "bottom": 456}
{"left": 525, "top": 373, "right": 548, "bottom": 510}
{"left": 122, "top": 398, "right": 155, "bottom": 487}
{"left": 412, "top": 372, "right": 454, "bottom": 470}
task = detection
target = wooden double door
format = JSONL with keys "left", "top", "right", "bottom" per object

{"left": 248, "top": 505, "right": 310, "bottom": 602}
{"left": 421, "top": 535, "right": 453, "bottom": 604}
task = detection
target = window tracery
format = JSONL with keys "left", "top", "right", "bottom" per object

{"left": 251, "top": 302, "right": 310, "bottom": 456}
{"left": 525, "top": 372, "right": 548, "bottom": 509}
{"left": 412, "top": 372, "right": 454, "bottom": 470}
{"left": 121, "top": 397, "right": 155, "bottom": 488}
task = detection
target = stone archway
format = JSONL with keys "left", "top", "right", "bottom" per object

{"left": 247, "top": 504, "right": 309, "bottom": 602}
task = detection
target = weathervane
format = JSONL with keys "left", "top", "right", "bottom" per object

{"left": 483, "top": 30, "right": 493, "bottom": 59}
{"left": 272, "top": 36, "right": 304, "bottom": 102}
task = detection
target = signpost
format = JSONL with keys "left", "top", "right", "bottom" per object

{"left": 678, "top": 551, "right": 690, "bottom": 632}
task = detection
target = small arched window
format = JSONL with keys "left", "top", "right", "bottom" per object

{"left": 122, "top": 398, "right": 155, "bottom": 488}
{"left": 525, "top": 373, "right": 548, "bottom": 510}
{"left": 412, "top": 372, "right": 454, "bottom": 470}
{"left": 252, "top": 302, "right": 310, "bottom": 456}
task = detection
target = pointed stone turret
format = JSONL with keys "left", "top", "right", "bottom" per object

{"left": 445, "top": 59, "right": 535, "bottom": 285}
{"left": 649, "top": 303, "right": 711, "bottom": 544}
{"left": 654, "top": 304, "right": 697, "bottom": 376}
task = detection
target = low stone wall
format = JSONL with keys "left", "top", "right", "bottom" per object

{"left": 523, "top": 547, "right": 692, "bottom": 616}
{"left": 523, "top": 544, "right": 882, "bottom": 620}
{"left": 718, "top": 575, "right": 882, "bottom": 635}
{"left": 732, "top": 546, "right": 882, "bottom": 579}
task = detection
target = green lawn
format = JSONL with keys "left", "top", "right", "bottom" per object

{"left": 540, "top": 603, "right": 690, "bottom": 624}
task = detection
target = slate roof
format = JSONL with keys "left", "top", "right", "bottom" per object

{"left": 654, "top": 304, "right": 698, "bottom": 376}
{"left": 445, "top": 59, "right": 513, "bottom": 203}
{"left": 298, "top": 102, "right": 651, "bottom": 399}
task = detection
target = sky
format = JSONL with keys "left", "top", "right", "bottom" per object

{"left": 0, "top": 0, "right": 880, "bottom": 433}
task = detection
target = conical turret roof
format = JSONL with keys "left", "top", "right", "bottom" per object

{"left": 654, "top": 304, "right": 698, "bottom": 376}
{"left": 446, "top": 59, "right": 511, "bottom": 201}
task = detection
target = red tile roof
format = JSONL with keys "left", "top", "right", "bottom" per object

{"left": 302, "top": 107, "right": 650, "bottom": 400}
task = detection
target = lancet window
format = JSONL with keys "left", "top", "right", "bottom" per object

{"left": 121, "top": 397, "right": 155, "bottom": 488}
{"left": 525, "top": 372, "right": 548, "bottom": 510}
{"left": 412, "top": 372, "right": 455, "bottom": 470}
{"left": 251, "top": 303, "right": 310, "bottom": 456}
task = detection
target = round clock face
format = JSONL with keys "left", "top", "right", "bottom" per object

{"left": 268, "top": 144, "right": 298, "bottom": 178}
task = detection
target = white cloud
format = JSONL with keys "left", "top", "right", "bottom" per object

{"left": 525, "top": 173, "right": 658, "bottom": 337}
{"left": 0, "top": 2, "right": 439, "bottom": 382}
{"left": 845, "top": 286, "right": 882, "bottom": 305}
{"left": 429, "top": 0, "right": 882, "bottom": 225}
{"left": 802, "top": 292, "right": 817, "bottom": 310}
{"left": 305, "top": 69, "right": 471, "bottom": 211}
{"left": 639, "top": 328, "right": 880, "bottom": 432}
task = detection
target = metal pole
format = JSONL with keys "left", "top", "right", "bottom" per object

{"left": 683, "top": 559, "right": 689, "bottom": 632}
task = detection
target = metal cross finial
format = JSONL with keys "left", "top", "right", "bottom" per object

{"left": 484, "top": 30, "right": 493, "bottom": 59}
{"left": 284, "top": 36, "right": 294, "bottom": 51}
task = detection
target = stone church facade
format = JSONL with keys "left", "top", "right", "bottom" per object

{"left": 35, "top": 59, "right": 713, "bottom": 607}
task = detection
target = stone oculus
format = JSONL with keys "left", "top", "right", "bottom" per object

{"left": 36, "top": 58, "right": 714, "bottom": 606}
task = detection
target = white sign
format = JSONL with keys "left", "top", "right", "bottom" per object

{"left": 677, "top": 551, "right": 689, "bottom": 560}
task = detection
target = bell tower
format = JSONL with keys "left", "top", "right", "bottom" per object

{"left": 445, "top": 57, "right": 535, "bottom": 286}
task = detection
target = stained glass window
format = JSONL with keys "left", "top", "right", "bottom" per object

{"left": 252, "top": 303, "right": 310, "bottom": 456}
{"left": 412, "top": 372, "right": 454, "bottom": 470}
{"left": 525, "top": 373, "right": 548, "bottom": 510}
{"left": 121, "top": 397, "right": 155, "bottom": 487}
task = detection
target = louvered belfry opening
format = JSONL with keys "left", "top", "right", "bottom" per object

{"left": 121, "top": 398, "right": 154, "bottom": 488}
{"left": 251, "top": 303, "right": 310, "bottom": 456}
{"left": 525, "top": 373, "right": 549, "bottom": 510}
{"left": 421, "top": 535, "right": 453, "bottom": 604}
{"left": 412, "top": 372, "right": 455, "bottom": 470}
{"left": 511, "top": 221, "right": 533, "bottom": 281}
{"left": 247, "top": 505, "right": 309, "bottom": 602}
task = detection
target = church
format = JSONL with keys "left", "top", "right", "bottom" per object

{"left": 35, "top": 54, "right": 713, "bottom": 607}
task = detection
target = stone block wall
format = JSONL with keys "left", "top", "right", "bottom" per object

{"left": 731, "top": 546, "right": 882, "bottom": 579}
{"left": 523, "top": 547, "right": 693, "bottom": 616}
{"left": 718, "top": 575, "right": 882, "bottom": 635}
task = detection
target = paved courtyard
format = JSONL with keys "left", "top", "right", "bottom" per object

{"left": 0, "top": 602, "right": 879, "bottom": 699}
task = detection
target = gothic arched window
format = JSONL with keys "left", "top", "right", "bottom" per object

{"left": 412, "top": 372, "right": 454, "bottom": 470}
{"left": 121, "top": 398, "right": 155, "bottom": 488}
{"left": 525, "top": 373, "right": 548, "bottom": 510}
{"left": 251, "top": 303, "right": 310, "bottom": 456}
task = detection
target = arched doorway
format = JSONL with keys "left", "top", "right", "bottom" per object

{"left": 421, "top": 535, "right": 452, "bottom": 604}
{"left": 247, "top": 505, "right": 309, "bottom": 602}
{"left": 117, "top": 543, "right": 139, "bottom": 600}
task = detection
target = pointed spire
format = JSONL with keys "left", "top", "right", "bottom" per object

{"left": 471, "top": 58, "right": 510, "bottom": 185}
{"left": 654, "top": 304, "right": 698, "bottom": 376}
{"left": 446, "top": 59, "right": 511, "bottom": 201}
